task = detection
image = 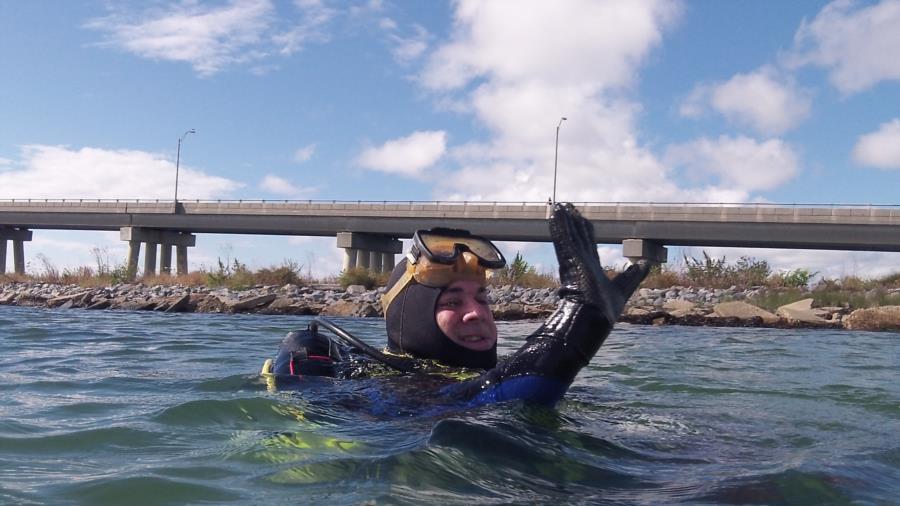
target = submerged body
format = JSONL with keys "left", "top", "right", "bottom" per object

{"left": 264, "top": 204, "right": 651, "bottom": 409}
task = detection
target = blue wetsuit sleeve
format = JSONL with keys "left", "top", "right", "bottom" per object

{"left": 442, "top": 204, "right": 651, "bottom": 409}
{"left": 443, "top": 300, "right": 614, "bottom": 408}
{"left": 465, "top": 375, "right": 569, "bottom": 407}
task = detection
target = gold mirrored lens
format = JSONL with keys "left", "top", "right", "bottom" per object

{"left": 411, "top": 254, "right": 487, "bottom": 287}
{"left": 420, "top": 235, "right": 502, "bottom": 262}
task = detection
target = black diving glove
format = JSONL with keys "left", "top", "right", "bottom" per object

{"left": 553, "top": 202, "right": 650, "bottom": 321}
{"left": 492, "top": 203, "right": 652, "bottom": 385}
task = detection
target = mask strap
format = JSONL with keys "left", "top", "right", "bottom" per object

{"left": 381, "top": 263, "right": 416, "bottom": 315}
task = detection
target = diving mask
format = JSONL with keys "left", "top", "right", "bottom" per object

{"left": 412, "top": 228, "right": 506, "bottom": 269}
{"left": 381, "top": 228, "right": 506, "bottom": 313}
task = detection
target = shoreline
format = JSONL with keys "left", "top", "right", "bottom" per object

{"left": 2, "top": 281, "right": 898, "bottom": 332}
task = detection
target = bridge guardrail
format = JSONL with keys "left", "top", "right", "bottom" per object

{"left": 1, "top": 199, "right": 898, "bottom": 224}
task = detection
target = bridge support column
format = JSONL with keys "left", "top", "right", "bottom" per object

{"left": 160, "top": 245, "right": 173, "bottom": 275}
{"left": 622, "top": 239, "right": 668, "bottom": 264}
{"left": 0, "top": 228, "right": 32, "bottom": 275}
{"left": 336, "top": 233, "right": 402, "bottom": 273}
{"left": 381, "top": 253, "right": 395, "bottom": 273}
{"left": 369, "top": 251, "right": 382, "bottom": 272}
{"left": 176, "top": 245, "right": 189, "bottom": 276}
{"left": 144, "top": 242, "right": 158, "bottom": 277}
{"left": 343, "top": 248, "right": 359, "bottom": 271}
{"left": 357, "top": 249, "right": 371, "bottom": 269}
{"left": 120, "top": 228, "right": 196, "bottom": 280}
{"left": 126, "top": 241, "right": 141, "bottom": 278}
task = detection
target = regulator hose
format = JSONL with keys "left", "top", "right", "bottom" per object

{"left": 312, "top": 316, "right": 414, "bottom": 374}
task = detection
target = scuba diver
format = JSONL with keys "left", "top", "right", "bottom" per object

{"left": 264, "top": 203, "right": 652, "bottom": 408}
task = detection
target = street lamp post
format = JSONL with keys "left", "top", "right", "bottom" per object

{"left": 174, "top": 129, "right": 196, "bottom": 204}
{"left": 552, "top": 117, "right": 567, "bottom": 205}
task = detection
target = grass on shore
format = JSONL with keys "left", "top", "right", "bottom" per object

{"left": 3, "top": 251, "right": 899, "bottom": 310}
{"left": 2, "top": 255, "right": 312, "bottom": 291}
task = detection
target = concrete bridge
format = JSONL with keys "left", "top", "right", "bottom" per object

{"left": 1, "top": 199, "right": 899, "bottom": 276}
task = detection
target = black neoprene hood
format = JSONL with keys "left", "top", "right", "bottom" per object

{"left": 384, "top": 260, "right": 497, "bottom": 369}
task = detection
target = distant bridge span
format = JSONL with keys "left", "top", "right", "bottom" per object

{"left": 1, "top": 199, "right": 899, "bottom": 275}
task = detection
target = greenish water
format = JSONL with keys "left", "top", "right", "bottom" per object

{"left": 1, "top": 306, "right": 898, "bottom": 505}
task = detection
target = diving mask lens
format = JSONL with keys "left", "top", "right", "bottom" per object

{"left": 381, "top": 253, "right": 490, "bottom": 313}
{"left": 414, "top": 229, "right": 506, "bottom": 269}
{"left": 411, "top": 253, "right": 486, "bottom": 288}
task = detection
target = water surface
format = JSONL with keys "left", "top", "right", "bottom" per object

{"left": 1, "top": 306, "right": 898, "bottom": 505}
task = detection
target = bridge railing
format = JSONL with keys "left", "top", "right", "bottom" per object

{"left": 2, "top": 198, "right": 899, "bottom": 208}
{"left": 1, "top": 199, "right": 899, "bottom": 224}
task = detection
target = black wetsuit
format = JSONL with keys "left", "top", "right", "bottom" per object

{"left": 269, "top": 204, "right": 651, "bottom": 409}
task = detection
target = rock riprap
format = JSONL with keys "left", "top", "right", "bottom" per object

{"left": 2, "top": 282, "right": 898, "bottom": 330}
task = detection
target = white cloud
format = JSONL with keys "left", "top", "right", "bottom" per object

{"left": 357, "top": 130, "right": 447, "bottom": 176}
{"left": 86, "top": 0, "right": 337, "bottom": 76}
{"left": 292, "top": 144, "right": 316, "bottom": 163}
{"left": 0, "top": 145, "right": 241, "bottom": 199}
{"left": 272, "top": 0, "right": 337, "bottom": 56}
{"left": 787, "top": 0, "right": 900, "bottom": 94}
{"left": 678, "top": 86, "right": 708, "bottom": 119}
{"left": 259, "top": 174, "right": 315, "bottom": 197}
{"left": 853, "top": 118, "right": 900, "bottom": 169}
{"left": 680, "top": 67, "right": 811, "bottom": 135}
{"left": 378, "top": 17, "right": 397, "bottom": 30}
{"left": 665, "top": 136, "right": 800, "bottom": 192}
{"left": 416, "top": 1, "right": 772, "bottom": 204}
{"left": 385, "top": 23, "right": 429, "bottom": 63}
{"left": 421, "top": 0, "right": 681, "bottom": 91}
{"left": 86, "top": 0, "right": 274, "bottom": 77}
{"left": 418, "top": 1, "right": 724, "bottom": 204}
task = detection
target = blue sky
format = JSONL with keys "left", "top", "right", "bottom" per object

{"left": 1, "top": 0, "right": 899, "bottom": 279}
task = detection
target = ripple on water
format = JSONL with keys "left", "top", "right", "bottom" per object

{"left": 1, "top": 308, "right": 898, "bottom": 504}
{"left": 151, "top": 396, "right": 357, "bottom": 430}
{"left": 0, "top": 419, "right": 43, "bottom": 436}
{"left": 0, "top": 426, "right": 172, "bottom": 455}
{"left": 39, "top": 400, "right": 133, "bottom": 419}
{"left": 55, "top": 475, "right": 243, "bottom": 505}
{"left": 699, "top": 468, "right": 860, "bottom": 505}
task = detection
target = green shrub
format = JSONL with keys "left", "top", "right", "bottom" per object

{"left": 204, "top": 258, "right": 254, "bottom": 289}
{"left": 769, "top": 268, "right": 818, "bottom": 288}
{"left": 837, "top": 276, "right": 867, "bottom": 291}
{"left": 254, "top": 260, "right": 306, "bottom": 286}
{"left": 491, "top": 252, "right": 558, "bottom": 289}
{"left": 640, "top": 263, "right": 684, "bottom": 288}
{"left": 876, "top": 271, "right": 900, "bottom": 288}
{"left": 683, "top": 252, "right": 770, "bottom": 288}
{"left": 734, "top": 256, "right": 771, "bottom": 286}
{"left": 747, "top": 288, "right": 806, "bottom": 312}
{"left": 338, "top": 267, "right": 388, "bottom": 290}
{"left": 683, "top": 252, "right": 728, "bottom": 287}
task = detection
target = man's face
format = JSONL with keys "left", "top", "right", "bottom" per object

{"left": 434, "top": 280, "right": 498, "bottom": 352}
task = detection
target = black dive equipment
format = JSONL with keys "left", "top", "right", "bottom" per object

{"left": 266, "top": 205, "right": 653, "bottom": 408}
{"left": 313, "top": 317, "right": 414, "bottom": 373}
{"left": 272, "top": 323, "right": 343, "bottom": 377}
{"left": 272, "top": 317, "right": 414, "bottom": 377}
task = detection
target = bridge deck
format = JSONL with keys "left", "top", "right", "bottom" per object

{"left": 1, "top": 200, "right": 899, "bottom": 252}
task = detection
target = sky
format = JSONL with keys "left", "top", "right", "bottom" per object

{"left": 1, "top": 0, "right": 899, "bottom": 280}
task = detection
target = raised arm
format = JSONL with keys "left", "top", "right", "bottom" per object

{"left": 452, "top": 203, "right": 652, "bottom": 407}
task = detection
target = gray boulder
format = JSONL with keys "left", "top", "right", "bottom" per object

{"left": 713, "top": 301, "right": 779, "bottom": 324}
